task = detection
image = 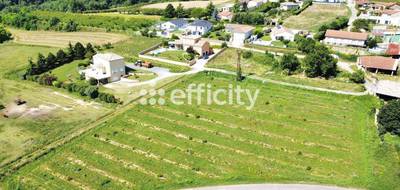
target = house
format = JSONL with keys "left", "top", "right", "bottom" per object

{"left": 361, "top": 10, "right": 400, "bottom": 26}
{"left": 324, "top": 30, "right": 369, "bottom": 47}
{"left": 217, "top": 11, "right": 234, "bottom": 21}
{"left": 218, "top": 3, "right": 234, "bottom": 12}
{"left": 270, "top": 26, "right": 297, "bottom": 41}
{"left": 358, "top": 56, "right": 399, "bottom": 75}
{"left": 386, "top": 43, "right": 400, "bottom": 58}
{"left": 247, "top": 0, "right": 264, "bottom": 9}
{"left": 172, "top": 36, "right": 213, "bottom": 56}
{"left": 280, "top": 2, "right": 300, "bottom": 11}
{"left": 186, "top": 20, "right": 213, "bottom": 36}
{"left": 225, "top": 24, "right": 255, "bottom": 47}
{"left": 159, "top": 19, "right": 188, "bottom": 32}
{"left": 84, "top": 53, "right": 126, "bottom": 83}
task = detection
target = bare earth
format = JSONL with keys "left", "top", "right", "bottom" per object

{"left": 10, "top": 29, "right": 130, "bottom": 48}
{"left": 142, "top": 0, "right": 232, "bottom": 9}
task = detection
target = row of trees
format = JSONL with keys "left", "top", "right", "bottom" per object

{"left": 163, "top": 2, "right": 214, "bottom": 19}
{"left": 232, "top": 12, "right": 265, "bottom": 25}
{"left": 25, "top": 42, "right": 96, "bottom": 77}
{"left": 314, "top": 16, "right": 349, "bottom": 40}
{"left": 0, "top": 25, "right": 12, "bottom": 43}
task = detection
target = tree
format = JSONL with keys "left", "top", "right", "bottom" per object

{"left": 190, "top": 8, "right": 206, "bottom": 19}
{"left": 67, "top": 42, "right": 75, "bottom": 59}
{"left": 279, "top": 53, "right": 300, "bottom": 75}
{"left": 366, "top": 36, "right": 378, "bottom": 48}
{"left": 84, "top": 86, "right": 99, "bottom": 99}
{"left": 37, "top": 53, "right": 47, "bottom": 70}
{"left": 236, "top": 50, "right": 243, "bottom": 81}
{"left": 64, "top": 20, "right": 78, "bottom": 32}
{"left": 0, "top": 26, "right": 12, "bottom": 43}
{"left": 85, "top": 43, "right": 96, "bottom": 58}
{"left": 46, "top": 52, "right": 57, "bottom": 69}
{"left": 303, "top": 44, "right": 337, "bottom": 78}
{"left": 377, "top": 100, "right": 400, "bottom": 137}
{"left": 176, "top": 3, "right": 187, "bottom": 18}
{"left": 164, "top": 4, "right": 176, "bottom": 18}
{"left": 349, "top": 70, "right": 365, "bottom": 83}
{"left": 233, "top": 0, "right": 241, "bottom": 13}
{"left": 74, "top": 42, "right": 86, "bottom": 59}
{"left": 205, "top": 2, "right": 215, "bottom": 17}
{"left": 352, "top": 19, "right": 371, "bottom": 32}
{"left": 221, "top": 42, "right": 228, "bottom": 48}
{"left": 56, "top": 49, "right": 68, "bottom": 65}
{"left": 295, "top": 35, "right": 316, "bottom": 53}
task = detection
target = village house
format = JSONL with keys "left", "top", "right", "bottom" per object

{"left": 386, "top": 43, "right": 400, "bottom": 58}
{"left": 360, "top": 10, "right": 400, "bottom": 26}
{"left": 84, "top": 53, "right": 126, "bottom": 83}
{"left": 313, "top": 0, "right": 345, "bottom": 3}
{"left": 270, "top": 26, "right": 297, "bottom": 41}
{"left": 356, "top": 0, "right": 369, "bottom": 8}
{"left": 358, "top": 55, "right": 399, "bottom": 75}
{"left": 280, "top": 2, "right": 300, "bottom": 11}
{"left": 158, "top": 19, "right": 188, "bottom": 32}
{"left": 324, "top": 30, "right": 369, "bottom": 47}
{"left": 247, "top": 0, "right": 265, "bottom": 9}
{"left": 225, "top": 24, "right": 255, "bottom": 47}
{"left": 218, "top": 3, "right": 234, "bottom": 12}
{"left": 217, "top": 11, "right": 234, "bottom": 21}
{"left": 172, "top": 36, "right": 213, "bottom": 57}
{"left": 186, "top": 20, "right": 213, "bottom": 36}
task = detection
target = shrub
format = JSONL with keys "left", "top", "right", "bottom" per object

{"left": 84, "top": 86, "right": 99, "bottom": 99}
{"left": 88, "top": 78, "right": 97, "bottom": 85}
{"left": 221, "top": 42, "right": 228, "bottom": 48}
{"left": 377, "top": 100, "right": 400, "bottom": 137}
{"left": 242, "top": 51, "right": 253, "bottom": 59}
{"left": 52, "top": 80, "right": 62, "bottom": 88}
{"left": 349, "top": 70, "right": 365, "bottom": 83}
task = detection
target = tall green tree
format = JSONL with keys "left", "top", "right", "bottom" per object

{"left": 233, "top": 0, "right": 241, "bottom": 13}
{"left": 0, "top": 26, "right": 12, "bottom": 43}
{"left": 74, "top": 42, "right": 86, "bottom": 59}
{"left": 164, "top": 4, "right": 176, "bottom": 18}
{"left": 279, "top": 53, "right": 300, "bottom": 75}
{"left": 176, "top": 3, "right": 187, "bottom": 18}
{"left": 378, "top": 100, "right": 400, "bottom": 137}
{"left": 56, "top": 49, "right": 68, "bottom": 64}
{"left": 205, "top": 1, "right": 215, "bottom": 17}
{"left": 303, "top": 44, "right": 337, "bottom": 78}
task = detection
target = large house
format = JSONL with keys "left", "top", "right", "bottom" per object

{"left": 270, "top": 26, "right": 297, "bottom": 41}
{"left": 324, "top": 30, "right": 369, "bottom": 47}
{"left": 358, "top": 56, "right": 399, "bottom": 75}
{"left": 360, "top": 10, "right": 400, "bottom": 26}
{"left": 172, "top": 36, "right": 213, "bottom": 57}
{"left": 225, "top": 24, "right": 255, "bottom": 47}
{"left": 186, "top": 20, "right": 213, "bottom": 36}
{"left": 159, "top": 19, "right": 188, "bottom": 32}
{"left": 84, "top": 53, "right": 126, "bottom": 83}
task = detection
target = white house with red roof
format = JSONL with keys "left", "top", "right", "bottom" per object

{"left": 324, "top": 30, "right": 369, "bottom": 47}
{"left": 217, "top": 11, "right": 233, "bottom": 21}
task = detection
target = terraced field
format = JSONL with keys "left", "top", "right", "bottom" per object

{"left": 2, "top": 72, "right": 399, "bottom": 190}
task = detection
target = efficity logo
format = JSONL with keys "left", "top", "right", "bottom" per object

{"left": 138, "top": 83, "right": 260, "bottom": 110}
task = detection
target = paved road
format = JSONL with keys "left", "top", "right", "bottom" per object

{"left": 184, "top": 184, "right": 359, "bottom": 190}
{"left": 347, "top": 0, "right": 357, "bottom": 31}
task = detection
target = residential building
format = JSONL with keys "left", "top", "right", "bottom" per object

{"left": 270, "top": 26, "right": 297, "bottom": 41}
{"left": 186, "top": 20, "right": 213, "bottom": 36}
{"left": 172, "top": 36, "right": 213, "bottom": 56}
{"left": 358, "top": 56, "right": 399, "bottom": 75}
{"left": 356, "top": 0, "right": 369, "bottom": 7}
{"left": 324, "top": 30, "right": 368, "bottom": 47}
{"left": 225, "top": 24, "right": 255, "bottom": 47}
{"left": 360, "top": 10, "right": 400, "bottom": 26}
{"left": 248, "top": 0, "right": 264, "bottom": 9}
{"left": 386, "top": 43, "right": 400, "bottom": 58}
{"left": 84, "top": 53, "right": 126, "bottom": 83}
{"left": 217, "top": 11, "right": 234, "bottom": 21}
{"left": 158, "top": 19, "right": 188, "bottom": 32}
{"left": 375, "top": 80, "right": 400, "bottom": 99}
{"left": 218, "top": 3, "right": 234, "bottom": 12}
{"left": 280, "top": 2, "right": 300, "bottom": 10}
{"left": 313, "top": 0, "right": 345, "bottom": 3}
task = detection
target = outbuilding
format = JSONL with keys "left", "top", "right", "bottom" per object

{"left": 358, "top": 56, "right": 399, "bottom": 75}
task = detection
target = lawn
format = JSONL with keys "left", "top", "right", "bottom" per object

{"left": 51, "top": 60, "right": 88, "bottom": 82}
{"left": 245, "top": 44, "right": 300, "bottom": 54}
{"left": 106, "top": 35, "right": 162, "bottom": 60}
{"left": 0, "top": 43, "right": 110, "bottom": 170}
{"left": 10, "top": 29, "right": 130, "bottom": 48}
{"left": 283, "top": 4, "right": 350, "bottom": 32}
{"left": 207, "top": 48, "right": 364, "bottom": 92}
{"left": 127, "top": 68, "right": 157, "bottom": 82}
{"left": 154, "top": 50, "right": 189, "bottom": 63}
{"left": 2, "top": 72, "right": 399, "bottom": 190}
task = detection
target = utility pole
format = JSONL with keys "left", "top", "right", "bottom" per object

{"left": 236, "top": 49, "right": 242, "bottom": 81}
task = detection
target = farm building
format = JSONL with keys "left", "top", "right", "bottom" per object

{"left": 374, "top": 80, "right": 400, "bottom": 99}
{"left": 358, "top": 56, "right": 399, "bottom": 75}
{"left": 158, "top": 19, "right": 188, "bottom": 32}
{"left": 186, "top": 20, "right": 213, "bottom": 36}
{"left": 270, "top": 26, "right": 297, "bottom": 41}
{"left": 84, "top": 53, "right": 126, "bottom": 83}
{"left": 172, "top": 36, "right": 213, "bottom": 57}
{"left": 225, "top": 24, "right": 255, "bottom": 47}
{"left": 324, "top": 30, "right": 368, "bottom": 47}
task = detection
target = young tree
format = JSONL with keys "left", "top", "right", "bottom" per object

{"left": 85, "top": 43, "right": 96, "bottom": 58}
{"left": 0, "top": 26, "right": 12, "bottom": 43}
{"left": 378, "top": 100, "right": 400, "bottom": 137}
{"left": 176, "top": 3, "right": 187, "bottom": 18}
{"left": 205, "top": 2, "right": 215, "bottom": 17}
{"left": 74, "top": 42, "right": 86, "bottom": 59}
{"left": 64, "top": 20, "right": 78, "bottom": 32}
{"left": 56, "top": 49, "right": 68, "bottom": 65}
{"left": 233, "top": 0, "right": 241, "bottom": 13}
{"left": 67, "top": 42, "right": 75, "bottom": 59}
{"left": 366, "top": 36, "right": 378, "bottom": 48}
{"left": 164, "top": 4, "right": 176, "bottom": 18}
{"left": 46, "top": 52, "right": 57, "bottom": 69}
{"left": 236, "top": 50, "right": 243, "bottom": 81}
{"left": 349, "top": 70, "right": 365, "bottom": 83}
{"left": 37, "top": 53, "right": 47, "bottom": 71}
{"left": 279, "top": 53, "right": 300, "bottom": 75}
{"left": 303, "top": 44, "right": 337, "bottom": 78}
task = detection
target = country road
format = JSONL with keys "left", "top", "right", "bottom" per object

{"left": 184, "top": 183, "right": 360, "bottom": 190}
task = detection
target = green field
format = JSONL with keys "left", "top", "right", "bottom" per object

{"left": 2, "top": 72, "right": 399, "bottom": 190}
{"left": 208, "top": 48, "right": 364, "bottom": 92}
{"left": 283, "top": 4, "right": 350, "bottom": 32}
{"left": 52, "top": 60, "right": 88, "bottom": 82}
{"left": 0, "top": 43, "right": 110, "bottom": 169}
{"left": 106, "top": 35, "right": 162, "bottom": 60}
{"left": 154, "top": 50, "right": 189, "bottom": 63}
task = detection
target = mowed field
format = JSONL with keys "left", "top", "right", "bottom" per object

{"left": 142, "top": 0, "right": 231, "bottom": 9}
{"left": 283, "top": 4, "right": 350, "bottom": 31}
{"left": 0, "top": 43, "right": 110, "bottom": 169}
{"left": 10, "top": 29, "right": 130, "bottom": 48}
{"left": 3, "top": 72, "right": 399, "bottom": 190}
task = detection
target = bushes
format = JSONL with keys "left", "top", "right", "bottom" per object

{"left": 278, "top": 53, "right": 300, "bottom": 75}
{"left": 378, "top": 100, "right": 400, "bottom": 137}
{"left": 242, "top": 51, "right": 253, "bottom": 59}
{"left": 349, "top": 70, "right": 365, "bottom": 83}
{"left": 232, "top": 12, "right": 264, "bottom": 25}
{"left": 0, "top": 25, "right": 12, "bottom": 43}
{"left": 59, "top": 82, "right": 119, "bottom": 104}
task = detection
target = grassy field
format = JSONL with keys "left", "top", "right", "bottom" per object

{"left": 154, "top": 50, "right": 189, "bottom": 63}
{"left": 208, "top": 48, "right": 364, "bottom": 92}
{"left": 283, "top": 4, "right": 350, "bottom": 32}
{"left": 106, "top": 35, "right": 162, "bottom": 60}
{"left": 0, "top": 43, "right": 110, "bottom": 169}
{"left": 2, "top": 72, "right": 399, "bottom": 190}
{"left": 10, "top": 29, "right": 129, "bottom": 48}
{"left": 51, "top": 60, "right": 88, "bottom": 82}
{"left": 142, "top": 0, "right": 231, "bottom": 9}
{"left": 85, "top": 13, "right": 161, "bottom": 20}
{"left": 245, "top": 44, "right": 300, "bottom": 54}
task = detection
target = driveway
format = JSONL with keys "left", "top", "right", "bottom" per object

{"left": 184, "top": 184, "right": 359, "bottom": 190}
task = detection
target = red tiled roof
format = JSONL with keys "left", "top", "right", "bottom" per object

{"left": 382, "top": 9, "right": 400, "bottom": 15}
{"left": 325, "top": 30, "right": 368, "bottom": 41}
{"left": 218, "top": 11, "right": 233, "bottom": 17}
{"left": 359, "top": 56, "right": 398, "bottom": 71}
{"left": 386, "top": 43, "right": 400, "bottom": 56}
